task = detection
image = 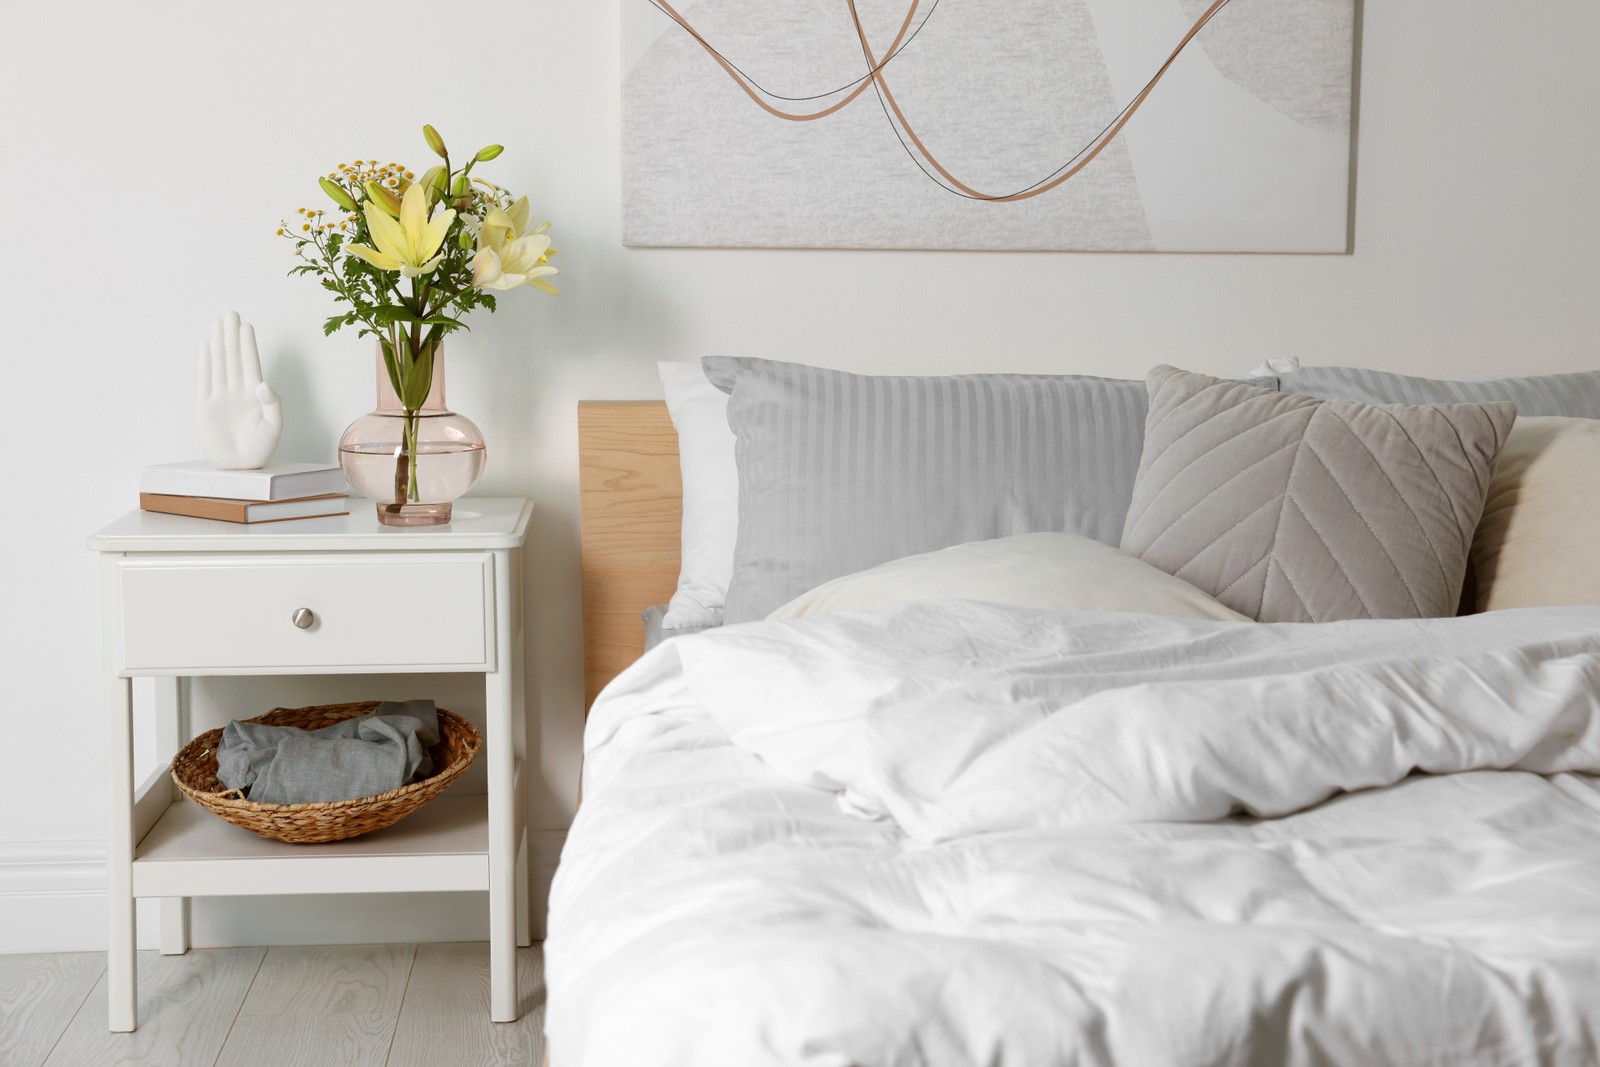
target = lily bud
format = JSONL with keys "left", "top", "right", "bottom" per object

{"left": 423, "top": 124, "right": 448, "bottom": 158}
{"left": 450, "top": 172, "right": 471, "bottom": 197}
{"left": 319, "top": 177, "right": 359, "bottom": 212}
{"left": 459, "top": 229, "right": 474, "bottom": 250}
{"left": 474, "top": 144, "right": 504, "bottom": 162}
{"left": 364, "top": 180, "right": 402, "bottom": 217}
{"left": 420, "top": 164, "right": 449, "bottom": 204}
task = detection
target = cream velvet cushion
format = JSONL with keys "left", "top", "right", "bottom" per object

{"left": 1471, "top": 417, "right": 1600, "bottom": 611}
{"left": 769, "top": 532, "right": 1248, "bottom": 622}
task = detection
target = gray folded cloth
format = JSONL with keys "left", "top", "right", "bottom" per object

{"left": 215, "top": 700, "right": 441, "bottom": 805}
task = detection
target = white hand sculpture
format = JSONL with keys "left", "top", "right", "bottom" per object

{"left": 198, "top": 311, "right": 283, "bottom": 470}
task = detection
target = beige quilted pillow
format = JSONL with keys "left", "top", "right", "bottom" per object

{"left": 1470, "top": 416, "right": 1600, "bottom": 611}
{"left": 1121, "top": 366, "right": 1515, "bottom": 623}
{"left": 769, "top": 532, "right": 1248, "bottom": 622}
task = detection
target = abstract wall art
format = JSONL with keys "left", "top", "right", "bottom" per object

{"left": 622, "top": 0, "right": 1356, "bottom": 252}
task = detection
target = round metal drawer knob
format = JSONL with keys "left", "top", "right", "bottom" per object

{"left": 291, "top": 608, "right": 316, "bottom": 629}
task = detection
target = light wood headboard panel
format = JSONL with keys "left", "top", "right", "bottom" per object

{"left": 578, "top": 401, "right": 682, "bottom": 709}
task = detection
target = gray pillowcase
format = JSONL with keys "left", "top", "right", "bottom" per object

{"left": 1121, "top": 366, "right": 1515, "bottom": 623}
{"left": 1275, "top": 365, "right": 1600, "bottom": 418}
{"left": 702, "top": 357, "right": 1154, "bottom": 623}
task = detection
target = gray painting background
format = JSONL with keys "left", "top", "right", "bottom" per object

{"left": 622, "top": 0, "right": 1351, "bottom": 250}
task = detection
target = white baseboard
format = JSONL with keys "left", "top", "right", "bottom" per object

{"left": 0, "top": 839, "right": 137, "bottom": 953}
{"left": 0, "top": 830, "right": 567, "bottom": 954}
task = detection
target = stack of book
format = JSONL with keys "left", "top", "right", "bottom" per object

{"left": 139, "top": 461, "right": 351, "bottom": 524}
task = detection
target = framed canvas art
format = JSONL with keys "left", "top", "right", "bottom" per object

{"left": 622, "top": 0, "right": 1355, "bottom": 252}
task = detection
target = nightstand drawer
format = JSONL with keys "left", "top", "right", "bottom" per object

{"left": 115, "top": 553, "right": 494, "bottom": 672}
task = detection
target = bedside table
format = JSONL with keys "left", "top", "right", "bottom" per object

{"left": 88, "top": 497, "right": 534, "bottom": 1031}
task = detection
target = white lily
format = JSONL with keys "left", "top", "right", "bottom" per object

{"left": 471, "top": 196, "right": 559, "bottom": 294}
{"left": 347, "top": 183, "right": 457, "bottom": 278}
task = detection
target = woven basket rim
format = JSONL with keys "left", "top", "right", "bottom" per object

{"left": 172, "top": 701, "right": 480, "bottom": 812}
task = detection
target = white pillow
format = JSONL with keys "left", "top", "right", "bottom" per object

{"left": 769, "top": 532, "right": 1249, "bottom": 622}
{"left": 659, "top": 361, "right": 739, "bottom": 628}
{"left": 1471, "top": 416, "right": 1600, "bottom": 612}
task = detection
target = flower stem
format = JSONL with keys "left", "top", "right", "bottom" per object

{"left": 405, "top": 409, "right": 420, "bottom": 502}
{"left": 388, "top": 408, "right": 421, "bottom": 505}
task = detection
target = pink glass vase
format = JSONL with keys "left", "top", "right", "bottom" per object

{"left": 337, "top": 343, "right": 486, "bottom": 526}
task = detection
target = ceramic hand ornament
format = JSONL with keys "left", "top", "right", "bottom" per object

{"left": 198, "top": 311, "right": 283, "bottom": 469}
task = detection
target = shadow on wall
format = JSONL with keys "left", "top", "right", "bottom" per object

{"left": 1347, "top": 0, "right": 1365, "bottom": 254}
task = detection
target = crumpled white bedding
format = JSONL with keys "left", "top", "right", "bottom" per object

{"left": 547, "top": 602, "right": 1600, "bottom": 1067}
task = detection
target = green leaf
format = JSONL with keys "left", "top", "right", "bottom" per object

{"left": 371, "top": 305, "right": 417, "bottom": 327}
{"left": 379, "top": 339, "right": 405, "bottom": 400}
{"left": 323, "top": 316, "right": 345, "bottom": 337}
{"left": 370, "top": 306, "right": 468, "bottom": 331}
{"left": 401, "top": 344, "right": 435, "bottom": 410}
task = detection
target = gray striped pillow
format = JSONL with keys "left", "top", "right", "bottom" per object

{"left": 1275, "top": 366, "right": 1600, "bottom": 417}
{"left": 702, "top": 357, "right": 1154, "bottom": 623}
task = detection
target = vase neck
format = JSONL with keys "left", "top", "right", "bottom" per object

{"left": 376, "top": 342, "right": 447, "bottom": 413}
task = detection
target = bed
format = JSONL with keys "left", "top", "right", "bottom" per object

{"left": 553, "top": 366, "right": 1600, "bottom": 1066}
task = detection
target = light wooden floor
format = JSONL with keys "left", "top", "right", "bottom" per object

{"left": 0, "top": 942, "right": 545, "bottom": 1067}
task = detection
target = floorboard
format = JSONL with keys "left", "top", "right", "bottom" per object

{"left": 43, "top": 947, "right": 265, "bottom": 1067}
{"left": 0, "top": 952, "right": 106, "bottom": 1067}
{"left": 12, "top": 942, "right": 543, "bottom": 1067}
{"left": 214, "top": 1012, "right": 396, "bottom": 1067}
{"left": 384, "top": 942, "right": 546, "bottom": 1067}
{"left": 238, "top": 944, "right": 415, "bottom": 1017}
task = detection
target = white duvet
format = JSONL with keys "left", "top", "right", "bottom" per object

{"left": 547, "top": 602, "right": 1600, "bottom": 1067}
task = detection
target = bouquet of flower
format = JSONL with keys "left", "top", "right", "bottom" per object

{"left": 280, "top": 124, "right": 556, "bottom": 505}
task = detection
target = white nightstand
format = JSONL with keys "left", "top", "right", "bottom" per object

{"left": 88, "top": 497, "right": 534, "bottom": 1032}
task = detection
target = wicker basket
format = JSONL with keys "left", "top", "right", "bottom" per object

{"left": 171, "top": 701, "right": 481, "bottom": 844}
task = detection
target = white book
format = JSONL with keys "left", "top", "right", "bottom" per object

{"left": 140, "top": 460, "right": 348, "bottom": 502}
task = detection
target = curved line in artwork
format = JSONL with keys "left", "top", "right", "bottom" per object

{"left": 649, "top": 0, "right": 926, "bottom": 122}
{"left": 644, "top": 0, "right": 942, "bottom": 104}
{"left": 849, "top": 0, "right": 1232, "bottom": 202}
{"left": 653, "top": 0, "right": 1234, "bottom": 201}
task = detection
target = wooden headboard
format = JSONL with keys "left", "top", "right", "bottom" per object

{"left": 578, "top": 401, "right": 682, "bottom": 709}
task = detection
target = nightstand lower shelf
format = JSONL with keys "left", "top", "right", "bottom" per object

{"left": 133, "top": 793, "right": 492, "bottom": 897}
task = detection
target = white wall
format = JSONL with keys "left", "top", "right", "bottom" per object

{"left": 2, "top": 0, "right": 1597, "bottom": 951}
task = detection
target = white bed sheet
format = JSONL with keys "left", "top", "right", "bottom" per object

{"left": 548, "top": 603, "right": 1600, "bottom": 1067}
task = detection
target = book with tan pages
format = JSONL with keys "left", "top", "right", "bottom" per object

{"left": 138, "top": 493, "right": 350, "bottom": 524}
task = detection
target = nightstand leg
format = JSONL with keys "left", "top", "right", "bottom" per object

{"left": 107, "top": 675, "right": 138, "bottom": 1032}
{"left": 512, "top": 628, "right": 532, "bottom": 948}
{"left": 488, "top": 656, "right": 517, "bottom": 1021}
{"left": 516, "top": 830, "right": 531, "bottom": 948}
{"left": 154, "top": 677, "right": 191, "bottom": 955}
